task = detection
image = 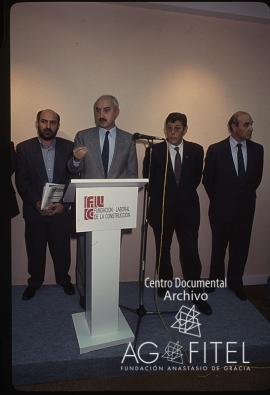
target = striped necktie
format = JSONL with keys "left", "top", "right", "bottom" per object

{"left": 174, "top": 146, "right": 181, "bottom": 185}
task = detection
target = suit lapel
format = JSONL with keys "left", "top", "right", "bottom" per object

{"left": 166, "top": 142, "right": 174, "bottom": 174}
{"left": 160, "top": 141, "right": 175, "bottom": 183}
{"left": 33, "top": 138, "right": 48, "bottom": 182}
{"left": 181, "top": 140, "right": 190, "bottom": 175}
{"left": 246, "top": 140, "right": 253, "bottom": 175}
{"left": 53, "top": 139, "right": 61, "bottom": 182}
{"left": 225, "top": 137, "right": 238, "bottom": 178}
{"left": 91, "top": 128, "right": 105, "bottom": 176}
{"left": 108, "top": 128, "right": 123, "bottom": 177}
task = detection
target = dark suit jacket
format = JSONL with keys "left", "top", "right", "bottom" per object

{"left": 143, "top": 140, "right": 204, "bottom": 228}
{"left": 11, "top": 141, "right": 20, "bottom": 218}
{"left": 15, "top": 137, "right": 74, "bottom": 221}
{"left": 202, "top": 137, "right": 264, "bottom": 223}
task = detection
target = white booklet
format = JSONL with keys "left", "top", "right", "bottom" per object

{"left": 41, "top": 183, "right": 65, "bottom": 210}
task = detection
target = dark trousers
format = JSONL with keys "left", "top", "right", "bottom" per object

{"left": 209, "top": 209, "right": 254, "bottom": 289}
{"left": 151, "top": 212, "right": 202, "bottom": 283}
{"left": 24, "top": 213, "right": 71, "bottom": 288}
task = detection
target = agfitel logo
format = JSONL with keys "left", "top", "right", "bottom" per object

{"left": 171, "top": 305, "right": 201, "bottom": 337}
{"left": 121, "top": 304, "right": 250, "bottom": 371}
{"left": 84, "top": 195, "right": 104, "bottom": 220}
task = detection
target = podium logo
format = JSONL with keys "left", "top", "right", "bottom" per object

{"left": 84, "top": 195, "right": 104, "bottom": 220}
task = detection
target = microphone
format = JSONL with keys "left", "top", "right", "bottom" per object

{"left": 133, "top": 133, "right": 164, "bottom": 141}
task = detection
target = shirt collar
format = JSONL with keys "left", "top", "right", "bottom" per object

{"left": 229, "top": 135, "right": 246, "bottom": 148}
{"left": 99, "top": 127, "right": 116, "bottom": 136}
{"left": 167, "top": 140, "right": 184, "bottom": 150}
{"left": 38, "top": 137, "right": 56, "bottom": 149}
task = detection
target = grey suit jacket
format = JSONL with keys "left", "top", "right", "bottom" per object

{"left": 68, "top": 127, "right": 138, "bottom": 178}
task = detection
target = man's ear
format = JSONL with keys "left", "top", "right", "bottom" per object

{"left": 164, "top": 128, "right": 168, "bottom": 139}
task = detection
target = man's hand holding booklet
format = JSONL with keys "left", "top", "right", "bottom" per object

{"left": 41, "top": 183, "right": 65, "bottom": 210}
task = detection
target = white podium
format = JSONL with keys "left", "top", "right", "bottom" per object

{"left": 64, "top": 178, "right": 148, "bottom": 353}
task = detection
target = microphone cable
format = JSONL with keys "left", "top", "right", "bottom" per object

{"left": 150, "top": 139, "right": 191, "bottom": 364}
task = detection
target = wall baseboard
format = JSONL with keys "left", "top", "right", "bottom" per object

{"left": 13, "top": 275, "right": 270, "bottom": 287}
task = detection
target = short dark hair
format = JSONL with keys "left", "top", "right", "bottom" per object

{"left": 165, "top": 112, "right": 187, "bottom": 128}
{"left": 36, "top": 109, "right": 60, "bottom": 123}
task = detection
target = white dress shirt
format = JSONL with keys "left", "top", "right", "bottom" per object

{"left": 229, "top": 136, "right": 247, "bottom": 175}
{"left": 99, "top": 127, "right": 116, "bottom": 172}
{"left": 167, "top": 140, "right": 184, "bottom": 170}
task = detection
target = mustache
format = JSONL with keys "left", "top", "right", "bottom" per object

{"left": 99, "top": 118, "right": 107, "bottom": 122}
{"left": 44, "top": 128, "right": 53, "bottom": 133}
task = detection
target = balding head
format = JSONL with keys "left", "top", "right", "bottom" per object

{"left": 227, "top": 111, "right": 251, "bottom": 133}
{"left": 36, "top": 109, "right": 60, "bottom": 142}
{"left": 227, "top": 111, "right": 253, "bottom": 141}
{"left": 36, "top": 109, "right": 60, "bottom": 123}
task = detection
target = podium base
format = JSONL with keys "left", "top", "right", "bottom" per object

{"left": 72, "top": 308, "right": 134, "bottom": 354}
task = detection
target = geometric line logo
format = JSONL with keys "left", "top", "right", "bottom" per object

{"left": 171, "top": 305, "right": 201, "bottom": 337}
{"left": 161, "top": 341, "right": 184, "bottom": 364}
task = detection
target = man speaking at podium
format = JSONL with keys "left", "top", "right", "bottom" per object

{"left": 68, "top": 95, "right": 138, "bottom": 309}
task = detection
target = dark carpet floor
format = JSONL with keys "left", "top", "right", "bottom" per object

{"left": 13, "top": 284, "right": 270, "bottom": 391}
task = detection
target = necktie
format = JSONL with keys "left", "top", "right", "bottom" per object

{"left": 174, "top": 146, "right": 181, "bottom": 185}
{"left": 237, "top": 143, "right": 245, "bottom": 178}
{"left": 102, "top": 131, "right": 110, "bottom": 178}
